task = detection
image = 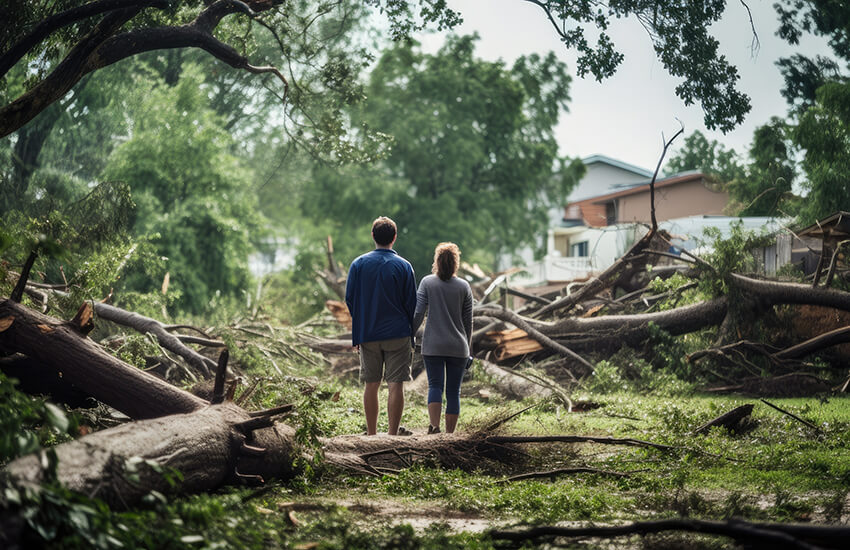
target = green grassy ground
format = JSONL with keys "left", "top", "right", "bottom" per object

{"left": 68, "top": 359, "right": 847, "bottom": 550}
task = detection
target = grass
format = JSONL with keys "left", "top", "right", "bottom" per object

{"left": 10, "top": 345, "right": 850, "bottom": 549}
{"left": 196, "top": 355, "right": 850, "bottom": 548}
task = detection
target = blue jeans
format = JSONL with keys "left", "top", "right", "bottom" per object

{"left": 423, "top": 355, "right": 466, "bottom": 415}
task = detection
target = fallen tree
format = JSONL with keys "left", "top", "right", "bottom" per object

{"left": 0, "top": 296, "right": 691, "bottom": 526}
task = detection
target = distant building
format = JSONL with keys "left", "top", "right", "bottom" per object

{"left": 568, "top": 154, "right": 654, "bottom": 203}
{"left": 562, "top": 171, "right": 728, "bottom": 229}
{"left": 498, "top": 155, "right": 656, "bottom": 273}
{"left": 511, "top": 156, "right": 760, "bottom": 287}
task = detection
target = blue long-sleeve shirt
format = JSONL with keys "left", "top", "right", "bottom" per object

{"left": 345, "top": 248, "right": 417, "bottom": 346}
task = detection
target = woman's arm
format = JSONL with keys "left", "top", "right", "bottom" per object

{"left": 411, "top": 280, "right": 429, "bottom": 335}
{"left": 462, "top": 285, "right": 473, "bottom": 349}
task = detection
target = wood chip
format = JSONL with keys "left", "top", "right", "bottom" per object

{"left": 581, "top": 303, "right": 606, "bottom": 318}
{"left": 287, "top": 510, "right": 301, "bottom": 526}
{"left": 0, "top": 316, "right": 13, "bottom": 332}
{"left": 38, "top": 324, "right": 54, "bottom": 333}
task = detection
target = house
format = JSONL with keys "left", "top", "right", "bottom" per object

{"left": 499, "top": 154, "right": 656, "bottom": 273}
{"left": 561, "top": 170, "right": 728, "bottom": 229}
{"left": 567, "top": 154, "right": 655, "bottom": 203}
{"left": 530, "top": 171, "right": 728, "bottom": 282}
{"left": 511, "top": 158, "right": 747, "bottom": 287}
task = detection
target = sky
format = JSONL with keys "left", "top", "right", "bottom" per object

{"left": 415, "top": 0, "right": 831, "bottom": 173}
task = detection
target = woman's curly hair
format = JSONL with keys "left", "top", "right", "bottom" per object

{"left": 432, "top": 242, "right": 460, "bottom": 281}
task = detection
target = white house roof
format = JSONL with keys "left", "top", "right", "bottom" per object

{"left": 567, "top": 154, "right": 654, "bottom": 203}
{"left": 582, "top": 154, "right": 654, "bottom": 178}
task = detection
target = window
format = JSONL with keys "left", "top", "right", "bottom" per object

{"left": 605, "top": 202, "right": 617, "bottom": 225}
{"left": 570, "top": 241, "right": 589, "bottom": 257}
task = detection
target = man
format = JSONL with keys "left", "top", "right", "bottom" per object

{"left": 345, "top": 216, "right": 417, "bottom": 436}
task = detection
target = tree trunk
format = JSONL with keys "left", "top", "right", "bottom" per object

{"left": 5, "top": 403, "right": 297, "bottom": 509}
{"left": 0, "top": 298, "right": 206, "bottom": 419}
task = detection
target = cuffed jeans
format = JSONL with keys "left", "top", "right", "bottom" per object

{"left": 423, "top": 355, "right": 466, "bottom": 415}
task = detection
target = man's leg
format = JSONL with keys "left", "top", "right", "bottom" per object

{"left": 359, "top": 341, "right": 384, "bottom": 436}
{"left": 387, "top": 382, "right": 404, "bottom": 435}
{"left": 382, "top": 337, "right": 413, "bottom": 435}
{"left": 363, "top": 382, "right": 380, "bottom": 435}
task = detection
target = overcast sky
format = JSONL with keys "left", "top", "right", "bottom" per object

{"left": 416, "top": 0, "right": 830, "bottom": 173}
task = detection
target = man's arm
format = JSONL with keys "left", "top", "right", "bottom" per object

{"left": 411, "top": 280, "right": 428, "bottom": 336}
{"left": 403, "top": 265, "right": 417, "bottom": 326}
{"left": 344, "top": 261, "right": 357, "bottom": 315}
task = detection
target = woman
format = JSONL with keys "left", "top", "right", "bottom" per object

{"left": 412, "top": 242, "right": 473, "bottom": 434}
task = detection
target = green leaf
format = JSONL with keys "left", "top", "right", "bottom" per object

{"left": 44, "top": 402, "right": 69, "bottom": 433}
{"left": 67, "top": 507, "right": 91, "bottom": 532}
{"left": 4, "top": 487, "right": 21, "bottom": 504}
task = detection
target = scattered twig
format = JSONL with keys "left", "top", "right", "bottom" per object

{"left": 692, "top": 404, "right": 753, "bottom": 435}
{"left": 483, "top": 403, "right": 540, "bottom": 432}
{"left": 175, "top": 335, "right": 227, "bottom": 347}
{"left": 211, "top": 349, "right": 229, "bottom": 404}
{"left": 499, "top": 467, "right": 631, "bottom": 483}
{"left": 760, "top": 398, "right": 821, "bottom": 433}
{"left": 247, "top": 403, "right": 294, "bottom": 418}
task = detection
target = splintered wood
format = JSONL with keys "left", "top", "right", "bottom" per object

{"left": 325, "top": 300, "right": 352, "bottom": 329}
{"left": 483, "top": 328, "right": 544, "bottom": 360}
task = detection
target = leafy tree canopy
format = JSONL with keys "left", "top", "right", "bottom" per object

{"left": 103, "top": 64, "right": 262, "bottom": 313}
{"left": 771, "top": 1, "right": 850, "bottom": 224}
{"left": 665, "top": 130, "right": 744, "bottom": 183}
{"left": 793, "top": 81, "right": 850, "bottom": 225}
{"left": 1, "top": 0, "right": 762, "bottom": 143}
{"left": 302, "top": 34, "right": 583, "bottom": 274}
{"left": 727, "top": 118, "right": 796, "bottom": 217}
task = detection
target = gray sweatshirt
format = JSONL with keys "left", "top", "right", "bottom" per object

{"left": 412, "top": 274, "right": 473, "bottom": 357}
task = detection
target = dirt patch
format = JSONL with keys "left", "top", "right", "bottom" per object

{"left": 338, "top": 498, "right": 499, "bottom": 533}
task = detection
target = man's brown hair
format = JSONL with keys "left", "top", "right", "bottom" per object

{"left": 371, "top": 216, "right": 397, "bottom": 246}
{"left": 432, "top": 242, "right": 460, "bottom": 281}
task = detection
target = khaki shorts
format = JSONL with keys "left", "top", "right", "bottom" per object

{"left": 359, "top": 337, "right": 412, "bottom": 383}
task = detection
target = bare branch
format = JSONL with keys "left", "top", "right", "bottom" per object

{"left": 650, "top": 123, "right": 685, "bottom": 231}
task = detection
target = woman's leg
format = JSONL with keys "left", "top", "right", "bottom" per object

{"left": 444, "top": 356, "right": 466, "bottom": 433}
{"left": 423, "top": 355, "right": 445, "bottom": 429}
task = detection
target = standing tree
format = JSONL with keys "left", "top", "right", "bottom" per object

{"left": 1, "top": 0, "right": 761, "bottom": 143}
{"left": 664, "top": 129, "right": 745, "bottom": 183}
{"left": 102, "top": 65, "right": 262, "bottom": 313}
{"left": 772, "top": 0, "right": 850, "bottom": 223}
{"left": 792, "top": 81, "right": 850, "bottom": 224}
{"left": 302, "top": 35, "right": 583, "bottom": 273}
{"left": 727, "top": 118, "right": 796, "bottom": 217}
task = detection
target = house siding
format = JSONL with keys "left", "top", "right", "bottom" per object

{"left": 616, "top": 179, "right": 729, "bottom": 224}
